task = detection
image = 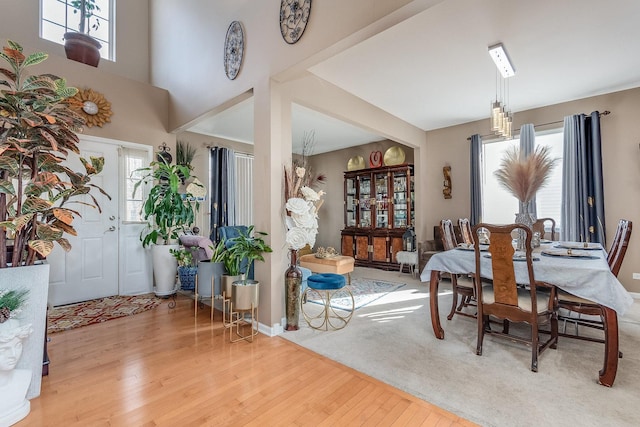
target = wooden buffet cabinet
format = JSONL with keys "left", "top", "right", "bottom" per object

{"left": 341, "top": 164, "right": 414, "bottom": 270}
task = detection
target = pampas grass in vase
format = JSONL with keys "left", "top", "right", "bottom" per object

{"left": 494, "top": 145, "right": 557, "bottom": 248}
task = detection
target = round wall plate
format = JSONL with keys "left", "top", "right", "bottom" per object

{"left": 224, "top": 21, "right": 244, "bottom": 80}
{"left": 347, "top": 155, "right": 365, "bottom": 171}
{"left": 384, "top": 146, "right": 406, "bottom": 166}
{"left": 280, "top": 0, "right": 312, "bottom": 44}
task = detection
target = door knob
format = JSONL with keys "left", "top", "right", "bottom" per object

{"left": 105, "top": 226, "right": 116, "bottom": 233}
{"left": 109, "top": 215, "right": 116, "bottom": 221}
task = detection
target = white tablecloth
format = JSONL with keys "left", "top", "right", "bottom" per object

{"left": 420, "top": 242, "right": 633, "bottom": 316}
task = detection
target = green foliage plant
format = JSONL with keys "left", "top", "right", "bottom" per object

{"left": 132, "top": 156, "right": 200, "bottom": 247}
{"left": 176, "top": 140, "right": 197, "bottom": 170}
{"left": 226, "top": 225, "right": 273, "bottom": 284}
{"left": 169, "top": 247, "right": 195, "bottom": 267}
{"left": 70, "top": 0, "right": 101, "bottom": 34}
{"left": 0, "top": 40, "right": 108, "bottom": 268}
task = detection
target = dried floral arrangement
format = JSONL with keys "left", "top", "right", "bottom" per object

{"left": 494, "top": 145, "right": 557, "bottom": 204}
{"left": 284, "top": 131, "right": 327, "bottom": 250}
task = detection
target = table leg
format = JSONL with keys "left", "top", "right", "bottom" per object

{"left": 598, "top": 306, "right": 619, "bottom": 387}
{"left": 429, "top": 269, "right": 444, "bottom": 339}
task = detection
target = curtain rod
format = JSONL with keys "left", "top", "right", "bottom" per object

{"left": 204, "top": 144, "right": 253, "bottom": 157}
{"left": 466, "top": 110, "right": 611, "bottom": 141}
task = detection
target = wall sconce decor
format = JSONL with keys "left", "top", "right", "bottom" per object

{"left": 443, "top": 166, "right": 452, "bottom": 199}
{"left": 72, "top": 87, "right": 112, "bottom": 128}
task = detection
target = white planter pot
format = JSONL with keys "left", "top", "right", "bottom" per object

{"left": 151, "top": 244, "right": 179, "bottom": 297}
{"left": 0, "top": 263, "right": 49, "bottom": 399}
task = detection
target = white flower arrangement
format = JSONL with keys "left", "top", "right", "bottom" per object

{"left": 284, "top": 167, "right": 326, "bottom": 250}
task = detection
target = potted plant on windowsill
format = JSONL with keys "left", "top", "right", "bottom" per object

{"left": 0, "top": 40, "right": 108, "bottom": 399}
{"left": 64, "top": 0, "right": 102, "bottom": 67}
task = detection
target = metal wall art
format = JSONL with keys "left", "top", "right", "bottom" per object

{"left": 224, "top": 21, "right": 245, "bottom": 80}
{"left": 280, "top": 0, "right": 312, "bottom": 44}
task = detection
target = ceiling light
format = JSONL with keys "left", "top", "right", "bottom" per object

{"left": 488, "top": 43, "right": 515, "bottom": 78}
{"left": 489, "top": 43, "right": 515, "bottom": 139}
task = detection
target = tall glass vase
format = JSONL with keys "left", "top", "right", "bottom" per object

{"left": 285, "top": 249, "right": 302, "bottom": 331}
{"left": 514, "top": 201, "right": 536, "bottom": 251}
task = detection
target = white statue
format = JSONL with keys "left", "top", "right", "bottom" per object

{"left": 0, "top": 320, "right": 33, "bottom": 427}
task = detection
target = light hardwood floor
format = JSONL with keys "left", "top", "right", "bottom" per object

{"left": 19, "top": 296, "right": 477, "bottom": 426}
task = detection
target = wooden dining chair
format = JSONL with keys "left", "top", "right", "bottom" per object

{"left": 473, "top": 223, "right": 558, "bottom": 372}
{"left": 439, "top": 219, "right": 476, "bottom": 320}
{"left": 458, "top": 218, "right": 474, "bottom": 245}
{"left": 532, "top": 217, "right": 556, "bottom": 241}
{"left": 558, "top": 219, "right": 632, "bottom": 348}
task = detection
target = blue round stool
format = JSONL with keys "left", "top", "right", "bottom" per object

{"left": 302, "top": 273, "right": 353, "bottom": 330}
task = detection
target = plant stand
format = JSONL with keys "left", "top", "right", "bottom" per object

{"left": 229, "top": 280, "right": 259, "bottom": 342}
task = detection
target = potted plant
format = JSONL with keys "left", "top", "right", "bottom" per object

{"left": 170, "top": 247, "right": 197, "bottom": 291}
{"left": 63, "top": 0, "right": 103, "bottom": 67}
{"left": 228, "top": 226, "right": 273, "bottom": 311}
{"left": 176, "top": 140, "right": 197, "bottom": 171}
{"left": 0, "top": 40, "right": 107, "bottom": 398}
{"left": 132, "top": 156, "right": 200, "bottom": 297}
{"left": 195, "top": 239, "right": 226, "bottom": 299}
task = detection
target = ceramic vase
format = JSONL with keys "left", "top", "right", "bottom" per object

{"left": 285, "top": 249, "right": 302, "bottom": 331}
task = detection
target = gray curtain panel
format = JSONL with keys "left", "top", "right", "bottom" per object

{"left": 209, "top": 147, "right": 236, "bottom": 241}
{"left": 470, "top": 134, "right": 483, "bottom": 225}
{"left": 561, "top": 112, "right": 605, "bottom": 243}
{"left": 519, "top": 123, "right": 537, "bottom": 217}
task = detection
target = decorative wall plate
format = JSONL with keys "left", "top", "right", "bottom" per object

{"left": 383, "top": 146, "right": 406, "bottom": 166}
{"left": 347, "top": 155, "right": 365, "bottom": 171}
{"left": 280, "top": 0, "right": 312, "bottom": 44}
{"left": 72, "top": 88, "right": 112, "bottom": 128}
{"left": 224, "top": 21, "right": 244, "bottom": 80}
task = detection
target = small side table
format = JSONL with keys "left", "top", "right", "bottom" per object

{"left": 396, "top": 250, "right": 418, "bottom": 277}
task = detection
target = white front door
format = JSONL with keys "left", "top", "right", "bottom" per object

{"left": 48, "top": 137, "right": 152, "bottom": 306}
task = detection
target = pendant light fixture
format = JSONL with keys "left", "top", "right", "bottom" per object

{"left": 489, "top": 43, "right": 515, "bottom": 139}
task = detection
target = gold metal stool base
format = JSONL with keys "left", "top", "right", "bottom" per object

{"left": 301, "top": 287, "right": 354, "bottom": 330}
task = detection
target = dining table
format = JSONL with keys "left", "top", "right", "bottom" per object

{"left": 420, "top": 240, "right": 634, "bottom": 387}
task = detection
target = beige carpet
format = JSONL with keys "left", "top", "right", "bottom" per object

{"left": 282, "top": 267, "right": 640, "bottom": 427}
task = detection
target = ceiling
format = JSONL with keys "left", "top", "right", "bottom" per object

{"left": 186, "top": 0, "right": 640, "bottom": 154}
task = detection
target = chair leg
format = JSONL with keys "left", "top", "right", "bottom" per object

{"left": 531, "top": 323, "right": 539, "bottom": 372}
{"left": 447, "top": 277, "right": 459, "bottom": 320}
{"left": 476, "top": 315, "right": 487, "bottom": 356}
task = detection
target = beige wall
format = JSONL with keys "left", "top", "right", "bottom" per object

{"left": 0, "top": 0, "right": 151, "bottom": 83}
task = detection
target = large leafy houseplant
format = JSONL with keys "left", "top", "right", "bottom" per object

{"left": 132, "top": 156, "right": 200, "bottom": 247}
{"left": 71, "top": 0, "right": 101, "bottom": 35}
{"left": 64, "top": 0, "right": 102, "bottom": 67}
{"left": 0, "top": 40, "right": 107, "bottom": 268}
{"left": 226, "top": 225, "right": 273, "bottom": 284}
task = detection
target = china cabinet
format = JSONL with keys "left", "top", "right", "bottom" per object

{"left": 341, "top": 164, "right": 414, "bottom": 270}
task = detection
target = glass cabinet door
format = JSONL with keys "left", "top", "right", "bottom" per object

{"left": 345, "top": 177, "right": 357, "bottom": 227}
{"left": 392, "top": 171, "right": 408, "bottom": 228}
{"left": 374, "top": 172, "right": 389, "bottom": 228}
{"left": 358, "top": 175, "right": 372, "bottom": 227}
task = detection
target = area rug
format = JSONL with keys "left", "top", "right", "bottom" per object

{"left": 306, "top": 278, "right": 405, "bottom": 311}
{"left": 47, "top": 294, "right": 162, "bottom": 334}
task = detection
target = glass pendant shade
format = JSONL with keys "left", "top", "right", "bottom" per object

{"left": 491, "top": 101, "right": 502, "bottom": 131}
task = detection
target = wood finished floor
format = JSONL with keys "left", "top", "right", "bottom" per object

{"left": 20, "top": 295, "right": 477, "bottom": 427}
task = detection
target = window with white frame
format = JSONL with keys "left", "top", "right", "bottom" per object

{"left": 481, "top": 129, "right": 564, "bottom": 232}
{"left": 122, "top": 147, "right": 148, "bottom": 222}
{"left": 41, "top": 0, "right": 114, "bottom": 60}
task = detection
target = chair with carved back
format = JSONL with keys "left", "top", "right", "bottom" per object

{"left": 558, "top": 219, "right": 632, "bottom": 353}
{"left": 439, "top": 219, "right": 476, "bottom": 320}
{"left": 458, "top": 218, "right": 474, "bottom": 246}
{"left": 532, "top": 217, "right": 557, "bottom": 241}
{"left": 473, "top": 223, "right": 558, "bottom": 372}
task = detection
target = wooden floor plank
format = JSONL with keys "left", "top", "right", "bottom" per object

{"left": 18, "top": 295, "right": 477, "bottom": 427}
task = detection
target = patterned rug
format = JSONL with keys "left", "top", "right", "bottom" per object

{"left": 47, "top": 294, "right": 162, "bottom": 334}
{"left": 306, "top": 278, "right": 405, "bottom": 311}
